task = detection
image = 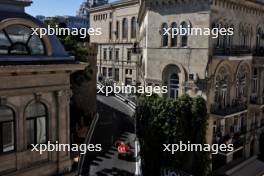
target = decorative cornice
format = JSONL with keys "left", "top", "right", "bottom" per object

{"left": 89, "top": 0, "right": 139, "bottom": 13}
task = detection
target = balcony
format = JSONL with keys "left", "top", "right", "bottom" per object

{"left": 253, "top": 47, "right": 264, "bottom": 57}
{"left": 213, "top": 46, "right": 252, "bottom": 56}
{"left": 213, "top": 133, "right": 244, "bottom": 149}
{"left": 211, "top": 100, "right": 247, "bottom": 117}
{"left": 241, "top": 125, "right": 248, "bottom": 134}
{"left": 250, "top": 96, "right": 264, "bottom": 106}
{"left": 250, "top": 122, "right": 259, "bottom": 131}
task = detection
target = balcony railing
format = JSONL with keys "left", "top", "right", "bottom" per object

{"left": 211, "top": 100, "right": 247, "bottom": 116}
{"left": 213, "top": 46, "right": 252, "bottom": 56}
{"left": 213, "top": 46, "right": 264, "bottom": 57}
{"left": 213, "top": 133, "right": 244, "bottom": 150}
{"left": 241, "top": 125, "right": 247, "bottom": 134}
{"left": 250, "top": 96, "right": 264, "bottom": 105}
{"left": 254, "top": 47, "right": 264, "bottom": 57}
{"left": 251, "top": 122, "right": 258, "bottom": 130}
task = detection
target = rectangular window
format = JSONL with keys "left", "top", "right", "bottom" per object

{"left": 130, "top": 69, "right": 133, "bottom": 75}
{"left": 252, "top": 78, "right": 258, "bottom": 93}
{"left": 27, "top": 120, "right": 35, "bottom": 146}
{"left": 103, "top": 49, "right": 107, "bottom": 60}
{"left": 115, "top": 49, "right": 119, "bottom": 60}
{"left": 125, "top": 78, "right": 132, "bottom": 85}
{"left": 109, "top": 22, "right": 112, "bottom": 40}
{"left": 26, "top": 116, "right": 46, "bottom": 148}
{"left": 108, "top": 68, "right": 113, "bottom": 77}
{"left": 116, "top": 21, "right": 120, "bottom": 39}
{"left": 2, "top": 122, "right": 14, "bottom": 152}
{"left": 127, "top": 50, "right": 131, "bottom": 63}
{"left": 37, "top": 117, "right": 46, "bottom": 144}
{"left": 115, "top": 69, "right": 119, "bottom": 82}
{"left": 102, "top": 67, "right": 107, "bottom": 77}
{"left": 125, "top": 69, "right": 129, "bottom": 75}
{"left": 109, "top": 50, "right": 112, "bottom": 60}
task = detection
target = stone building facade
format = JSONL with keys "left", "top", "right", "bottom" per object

{"left": 0, "top": 0, "right": 85, "bottom": 175}
{"left": 138, "top": 0, "right": 264, "bottom": 173}
{"left": 90, "top": 0, "right": 139, "bottom": 85}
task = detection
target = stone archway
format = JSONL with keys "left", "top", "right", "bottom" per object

{"left": 162, "top": 64, "right": 185, "bottom": 99}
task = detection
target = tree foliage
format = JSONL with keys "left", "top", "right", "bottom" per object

{"left": 136, "top": 94, "right": 210, "bottom": 176}
{"left": 44, "top": 19, "right": 91, "bottom": 84}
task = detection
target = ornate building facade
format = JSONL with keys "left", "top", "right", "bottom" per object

{"left": 0, "top": 0, "right": 85, "bottom": 175}
{"left": 137, "top": 0, "right": 264, "bottom": 174}
{"left": 77, "top": 0, "right": 109, "bottom": 18}
{"left": 90, "top": 0, "right": 139, "bottom": 85}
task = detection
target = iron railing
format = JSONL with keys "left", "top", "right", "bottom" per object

{"left": 211, "top": 101, "right": 247, "bottom": 116}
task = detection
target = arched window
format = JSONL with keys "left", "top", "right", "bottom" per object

{"left": 222, "top": 24, "right": 229, "bottom": 48}
{"left": 163, "top": 65, "right": 181, "bottom": 99}
{"left": 171, "top": 22, "right": 177, "bottom": 47}
{"left": 169, "top": 73, "right": 179, "bottom": 99}
{"left": 227, "top": 24, "right": 234, "bottom": 48}
{"left": 217, "top": 23, "right": 223, "bottom": 47}
{"left": 26, "top": 102, "right": 47, "bottom": 147}
{"left": 116, "top": 21, "right": 120, "bottom": 39}
{"left": 215, "top": 66, "right": 229, "bottom": 107}
{"left": 0, "top": 25, "right": 45, "bottom": 55}
{"left": 213, "top": 23, "right": 221, "bottom": 47}
{"left": 180, "top": 22, "right": 188, "bottom": 47}
{"left": 122, "top": 18, "right": 128, "bottom": 39}
{"left": 161, "top": 23, "right": 168, "bottom": 47}
{"left": 239, "top": 24, "right": 247, "bottom": 48}
{"left": 236, "top": 65, "right": 248, "bottom": 98}
{"left": 131, "top": 17, "right": 137, "bottom": 39}
{"left": 0, "top": 106, "right": 15, "bottom": 153}
{"left": 252, "top": 68, "right": 258, "bottom": 94}
{"left": 243, "top": 27, "right": 248, "bottom": 48}
{"left": 256, "top": 28, "right": 262, "bottom": 50}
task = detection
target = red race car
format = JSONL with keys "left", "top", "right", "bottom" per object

{"left": 115, "top": 141, "right": 133, "bottom": 160}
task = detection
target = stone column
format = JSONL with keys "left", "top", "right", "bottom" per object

{"left": 56, "top": 89, "right": 72, "bottom": 174}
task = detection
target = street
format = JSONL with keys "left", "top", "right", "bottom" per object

{"left": 79, "top": 94, "right": 136, "bottom": 176}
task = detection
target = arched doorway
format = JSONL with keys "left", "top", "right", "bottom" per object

{"left": 162, "top": 64, "right": 183, "bottom": 99}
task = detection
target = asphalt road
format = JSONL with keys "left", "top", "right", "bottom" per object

{"left": 79, "top": 94, "right": 136, "bottom": 176}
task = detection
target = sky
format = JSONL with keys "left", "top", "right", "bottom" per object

{"left": 26, "top": 0, "right": 117, "bottom": 17}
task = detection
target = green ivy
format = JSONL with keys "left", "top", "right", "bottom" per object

{"left": 136, "top": 94, "right": 211, "bottom": 176}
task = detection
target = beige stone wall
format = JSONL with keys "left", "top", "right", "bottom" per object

{"left": 0, "top": 65, "right": 80, "bottom": 175}
{"left": 210, "top": 0, "right": 264, "bottom": 49}
{"left": 90, "top": 0, "right": 139, "bottom": 84}
{"left": 90, "top": 2, "right": 139, "bottom": 43}
{"left": 140, "top": 2, "right": 211, "bottom": 93}
{"left": 138, "top": 0, "right": 264, "bottom": 166}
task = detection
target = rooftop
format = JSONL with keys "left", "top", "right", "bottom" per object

{"left": 0, "top": 0, "right": 32, "bottom": 7}
{"left": 89, "top": 0, "right": 138, "bottom": 13}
